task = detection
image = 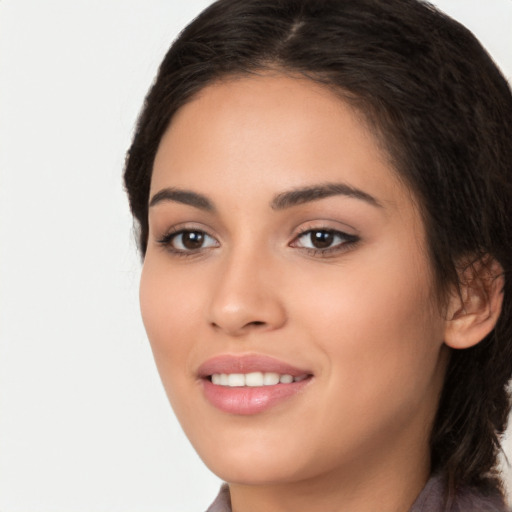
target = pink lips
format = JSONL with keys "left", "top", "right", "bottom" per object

{"left": 198, "top": 354, "right": 312, "bottom": 415}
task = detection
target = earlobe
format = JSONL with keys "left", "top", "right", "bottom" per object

{"left": 444, "top": 256, "right": 504, "bottom": 350}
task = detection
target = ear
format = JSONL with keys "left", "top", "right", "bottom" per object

{"left": 444, "top": 256, "right": 504, "bottom": 350}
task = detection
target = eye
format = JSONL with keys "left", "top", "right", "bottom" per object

{"left": 159, "top": 229, "right": 219, "bottom": 253}
{"left": 292, "top": 228, "right": 359, "bottom": 253}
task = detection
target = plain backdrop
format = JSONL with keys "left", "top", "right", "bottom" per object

{"left": 0, "top": 1, "right": 511, "bottom": 511}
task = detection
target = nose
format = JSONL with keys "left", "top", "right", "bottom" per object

{"left": 207, "top": 251, "right": 287, "bottom": 337}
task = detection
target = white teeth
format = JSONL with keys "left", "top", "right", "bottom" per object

{"left": 245, "top": 372, "right": 264, "bottom": 387}
{"left": 227, "top": 373, "right": 245, "bottom": 387}
{"left": 210, "top": 372, "right": 306, "bottom": 387}
{"left": 263, "top": 372, "right": 280, "bottom": 385}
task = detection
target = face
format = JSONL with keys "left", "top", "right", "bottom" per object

{"left": 140, "top": 74, "right": 449, "bottom": 487}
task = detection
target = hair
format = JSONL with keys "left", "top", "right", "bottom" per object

{"left": 124, "top": 0, "right": 512, "bottom": 495}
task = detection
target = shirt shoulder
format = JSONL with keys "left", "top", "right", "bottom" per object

{"left": 205, "top": 483, "right": 231, "bottom": 512}
{"left": 410, "top": 473, "right": 509, "bottom": 512}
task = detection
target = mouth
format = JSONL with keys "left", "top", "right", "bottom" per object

{"left": 198, "top": 354, "right": 313, "bottom": 415}
{"left": 209, "top": 372, "right": 309, "bottom": 387}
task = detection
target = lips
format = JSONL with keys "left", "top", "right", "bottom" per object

{"left": 198, "top": 354, "right": 313, "bottom": 415}
{"left": 198, "top": 354, "right": 310, "bottom": 377}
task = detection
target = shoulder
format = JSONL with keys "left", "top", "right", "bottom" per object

{"left": 410, "top": 473, "right": 509, "bottom": 512}
{"left": 204, "top": 476, "right": 510, "bottom": 512}
{"left": 205, "top": 483, "right": 231, "bottom": 512}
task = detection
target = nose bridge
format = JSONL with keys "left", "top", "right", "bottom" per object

{"left": 207, "top": 242, "right": 286, "bottom": 336}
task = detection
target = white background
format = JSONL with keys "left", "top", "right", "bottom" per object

{"left": 0, "top": 1, "right": 511, "bottom": 511}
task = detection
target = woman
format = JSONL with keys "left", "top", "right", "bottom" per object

{"left": 124, "top": 0, "right": 512, "bottom": 510}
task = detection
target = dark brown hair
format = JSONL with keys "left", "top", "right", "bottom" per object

{"left": 124, "top": 0, "right": 512, "bottom": 494}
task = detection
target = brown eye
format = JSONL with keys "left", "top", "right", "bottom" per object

{"left": 293, "top": 228, "right": 359, "bottom": 253}
{"left": 164, "top": 230, "right": 219, "bottom": 252}
{"left": 310, "top": 230, "right": 334, "bottom": 249}
{"left": 181, "top": 231, "right": 205, "bottom": 250}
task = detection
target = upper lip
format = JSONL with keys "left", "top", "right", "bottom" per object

{"left": 197, "top": 354, "right": 312, "bottom": 378}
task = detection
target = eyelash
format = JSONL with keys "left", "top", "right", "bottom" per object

{"left": 291, "top": 227, "right": 360, "bottom": 257}
{"left": 157, "top": 228, "right": 219, "bottom": 257}
{"left": 157, "top": 227, "right": 359, "bottom": 257}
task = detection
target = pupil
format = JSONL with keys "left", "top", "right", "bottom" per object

{"left": 183, "top": 231, "right": 204, "bottom": 249}
{"left": 312, "top": 230, "right": 333, "bottom": 248}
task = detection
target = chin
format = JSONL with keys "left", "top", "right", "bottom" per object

{"left": 203, "top": 452, "right": 309, "bottom": 486}
{"left": 188, "top": 427, "right": 313, "bottom": 484}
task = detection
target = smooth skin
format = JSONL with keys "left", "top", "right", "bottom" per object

{"left": 140, "top": 74, "right": 502, "bottom": 512}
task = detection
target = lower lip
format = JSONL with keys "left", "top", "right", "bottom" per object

{"left": 202, "top": 378, "right": 311, "bottom": 415}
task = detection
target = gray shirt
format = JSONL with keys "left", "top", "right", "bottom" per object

{"left": 206, "top": 474, "right": 508, "bottom": 512}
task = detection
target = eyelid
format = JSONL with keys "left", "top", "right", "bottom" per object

{"left": 290, "top": 225, "right": 360, "bottom": 256}
{"left": 292, "top": 219, "right": 358, "bottom": 239}
{"left": 156, "top": 224, "right": 220, "bottom": 255}
{"left": 154, "top": 221, "right": 216, "bottom": 241}
{"left": 173, "top": 231, "right": 218, "bottom": 249}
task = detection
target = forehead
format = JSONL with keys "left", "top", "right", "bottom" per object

{"left": 151, "top": 74, "right": 411, "bottom": 213}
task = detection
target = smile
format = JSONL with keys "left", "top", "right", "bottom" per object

{"left": 210, "top": 372, "right": 309, "bottom": 387}
{"left": 199, "top": 355, "right": 313, "bottom": 414}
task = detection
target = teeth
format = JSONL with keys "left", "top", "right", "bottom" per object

{"left": 246, "top": 372, "right": 264, "bottom": 387}
{"left": 227, "top": 373, "right": 245, "bottom": 387}
{"left": 279, "top": 374, "right": 294, "bottom": 384}
{"left": 263, "top": 372, "right": 280, "bottom": 385}
{"left": 210, "top": 372, "right": 305, "bottom": 387}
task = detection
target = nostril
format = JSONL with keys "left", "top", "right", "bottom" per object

{"left": 210, "top": 319, "right": 267, "bottom": 334}
{"left": 210, "top": 320, "right": 264, "bottom": 327}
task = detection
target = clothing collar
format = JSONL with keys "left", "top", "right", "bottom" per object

{"left": 205, "top": 474, "right": 507, "bottom": 512}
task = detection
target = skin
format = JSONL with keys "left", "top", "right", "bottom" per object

{"left": 140, "top": 74, "right": 453, "bottom": 512}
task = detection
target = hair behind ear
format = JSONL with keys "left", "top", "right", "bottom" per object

{"left": 430, "top": 254, "right": 509, "bottom": 492}
{"left": 444, "top": 256, "right": 504, "bottom": 350}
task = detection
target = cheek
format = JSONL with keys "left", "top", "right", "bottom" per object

{"left": 292, "top": 249, "right": 445, "bottom": 409}
{"left": 139, "top": 258, "right": 210, "bottom": 436}
{"left": 139, "top": 258, "right": 201, "bottom": 380}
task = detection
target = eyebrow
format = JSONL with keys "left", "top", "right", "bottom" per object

{"left": 149, "top": 188, "right": 215, "bottom": 211}
{"left": 148, "top": 182, "right": 381, "bottom": 212}
{"left": 270, "top": 182, "right": 382, "bottom": 210}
